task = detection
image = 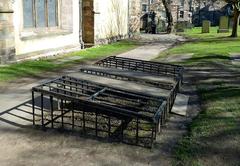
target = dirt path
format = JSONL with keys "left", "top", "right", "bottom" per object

{"left": 0, "top": 34, "right": 199, "bottom": 166}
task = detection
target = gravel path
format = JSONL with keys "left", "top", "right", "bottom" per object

{"left": 117, "top": 34, "right": 186, "bottom": 60}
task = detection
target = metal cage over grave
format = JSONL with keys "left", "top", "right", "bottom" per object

{"left": 95, "top": 56, "right": 184, "bottom": 82}
{"left": 32, "top": 76, "right": 167, "bottom": 148}
{"left": 31, "top": 57, "right": 184, "bottom": 148}
{"left": 78, "top": 65, "right": 179, "bottom": 114}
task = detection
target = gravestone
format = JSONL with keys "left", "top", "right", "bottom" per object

{"left": 157, "top": 19, "right": 166, "bottom": 32}
{"left": 202, "top": 20, "right": 210, "bottom": 33}
{"left": 176, "top": 22, "right": 185, "bottom": 32}
{"left": 218, "top": 16, "right": 229, "bottom": 33}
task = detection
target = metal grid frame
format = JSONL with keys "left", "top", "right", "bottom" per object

{"left": 79, "top": 67, "right": 179, "bottom": 115}
{"left": 32, "top": 76, "right": 167, "bottom": 148}
{"left": 95, "top": 56, "right": 184, "bottom": 83}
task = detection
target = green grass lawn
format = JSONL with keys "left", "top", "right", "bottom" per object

{"left": 0, "top": 40, "right": 138, "bottom": 82}
{"left": 159, "top": 27, "right": 240, "bottom": 65}
{"left": 156, "top": 27, "right": 240, "bottom": 165}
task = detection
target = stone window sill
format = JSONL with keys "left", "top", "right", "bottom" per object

{"left": 20, "top": 29, "right": 73, "bottom": 41}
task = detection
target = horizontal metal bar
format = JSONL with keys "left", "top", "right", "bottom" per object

{"left": 79, "top": 68, "right": 175, "bottom": 90}
{"left": 98, "top": 56, "right": 184, "bottom": 69}
{"left": 63, "top": 76, "right": 165, "bottom": 101}
{"left": 88, "top": 87, "right": 107, "bottom": 100}
{"left": 32, "top": 89, "right": 157, "bottom": 122}
{"left": 60, "top": 77, "right": 104, "bottom": 89}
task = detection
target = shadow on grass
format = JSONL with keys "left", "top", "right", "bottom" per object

{"left": 190, "top": 54, "right": 230, "bottom": 60}
{"left": 191, "top": 36, "right": 240, "bottom": 42}
{"left": 0, "top": 61, "right": 60, "bottom": 81}
{"left": 174, "top": 60, "right": 240, "bottom": 166}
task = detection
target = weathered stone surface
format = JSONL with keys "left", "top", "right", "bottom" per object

{"left": 218, "top": 16, "right": 229, "bottom": 33}
{"left": 202, "top": 20, "right": 211, "bottom": 33}
{"left": 0, "top": 0, "right": 15, "bottom": 64}
{"left": 0, "top": 0, "right": 12, "bottom": 11}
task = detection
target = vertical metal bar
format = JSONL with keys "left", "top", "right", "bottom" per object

{"left": 50, "top": 96, "right": 54, "bottom": 128}
{"left": 83, "top": 110, "right": 86, "bottom": 133}
{"left": 82, "top": 81, "right": 84, "bottom": 93}
{"left": 76, "top": 82, "right": 78, "bottom": 92}
{"left": 155, "top": 123, "right": 157, "bottom": 139}
{"left": 158, "top": 118, "right": 161, "bottom": 133}
{"left": 108, "top": 117, "right": 111, "bottom": 138}
{"left": 136, "top": 118, "right": 139, "bottom": 144}
{"left": 72, "top": 102, "right": 74, "bottom": 130}
{"left": 121, "top": 119, "right": 124, "bottom": 142}
{"left": 41, "top": 94, "right": 44, "bottom": 129}
{"left": 87, "top": 82, "right": 89, "bottom": 93}
{"left": 70, "top": 81, "right": 72, "bottom": 91}
{"left": 161, "top": 111, "right": 164, "bottom": 125}
{"left": 151, "top": 124, "right": 155, "bottom": 148}
{"left": 95, "top": 112, "right": 98, "bottom": 137}
{"left": 32, "top": 91, "right": 35, "bottom": 126}
{"left": 61, "top": 99, "right": 64, "bottom": 128}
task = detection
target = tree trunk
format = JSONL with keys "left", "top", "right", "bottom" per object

{"left": 162, "top": 0, "right": 173, "bottom": 33}
{"left": 231, "top": 6, "right": 240, "bottom": 37}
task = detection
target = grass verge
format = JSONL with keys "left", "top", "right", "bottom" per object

{"left": 0, "top": 40, "right": 138, "bottom": 82}
{"left": 158, "top": 27, "right": 240, "bottom": 65}
{"left": 155, "top": 27, "right": 240, "bottom": 165}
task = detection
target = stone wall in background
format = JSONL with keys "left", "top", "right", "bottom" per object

{"left": 0, "top": 0, "right": 15, "bottom": 64}
{"left": 94, "top": 0, "right": 129, "bottom": 44}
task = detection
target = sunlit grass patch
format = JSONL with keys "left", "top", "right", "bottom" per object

{"left": 0, "top": 40, "right": 138, "bottom": 82}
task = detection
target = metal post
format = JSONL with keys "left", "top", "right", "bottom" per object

{"left": 151, "top": 124, "right": 155, "bottom": 148}
{"left": 95, "top": 112, "right": 98, "bottom": 137}
{"left": 108, "top": 117, "right": 111, "bottom": 138}
{"left": 155, "top": 123, "right": 157, "bottom": 139}
{"left": 32, "top": 91, "right": 35, "bottom": 126}
{"left": 61, "top": 99, "right": 64, "bottom": 128}
{"left": 41, "top": 94, "right": 44, "bottom": 129}
{"left": 72, "top": 102, "right": 74, "bottom": 130}
{"left": 50, "top": 96, "right": 54, "bottom": 128}
{"left": 121, "top": 119, "right": 124, "bottom": 142}
{"left": 136, "top": 118, "right": 139, "bottom": 144}
{"left": 83, "top": 110, "right": 86, "bottom": 133}
{"left": 161, "top": 111, "right": 164, "bottom": 125}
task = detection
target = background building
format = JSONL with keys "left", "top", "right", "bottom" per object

{"left": 140, "top": 0, "right": 192, "bottom": 32}
{"left": 0, "top": 0, "right": 141, "bottom": 64}
{"left": 191, "top": 0, "right": 230, "bottom": 26}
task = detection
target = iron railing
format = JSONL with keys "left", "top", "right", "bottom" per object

{"left": 32, "top": 76, "right": 167, "bottom": 148}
